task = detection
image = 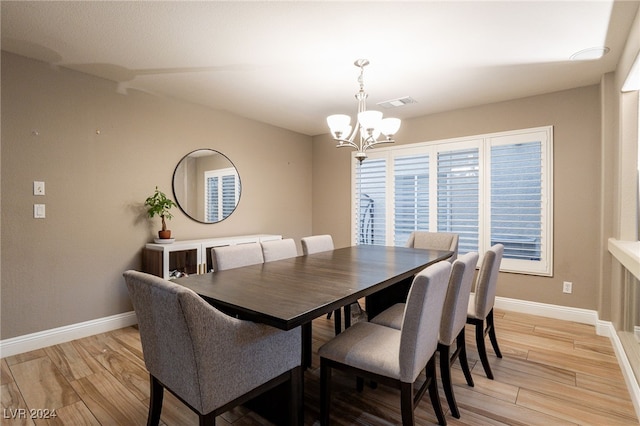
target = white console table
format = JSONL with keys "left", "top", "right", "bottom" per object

{"left": 142, "top": 234, "right": 282, "bottom": 279}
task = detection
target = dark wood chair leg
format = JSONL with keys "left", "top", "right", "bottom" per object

{"left": 327, "top": 311, "right": 332, "bottom": 319}
{"left": 457, "top": 328, "right": 474, "bottom": 387}
{"left": 320, "top": 359, "right": 331, "bottom": 426}
{"left": 426, "top": 356, "right": 447, "bottom": 426}
{"left": 487, "top": 309, "right": 503, "bottom": 358}
{"left": 438, "top": 344, "right": 459, "bottom": 418}
{"left": 333, "top": 309, "right": 342, "bottom": 335}
{"left": 344, "top": 304, "right": 351, "bottom": 329}
{"left": 147, "top": 375, "right": 164, "bottom": 426}
{"left": 473, "top": 318, "right": 494, "bottom": 379}
{"left": 400, "top": 381, "right": 415, "bottom": 426}
{"left": 199, "top": 412, "right": 216, "bottom": 426}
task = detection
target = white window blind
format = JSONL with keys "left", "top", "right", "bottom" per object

{"left": 437, "top": 147, "right": 480, "bottom": 255}
{"left": 206, "top": 175, "right": 221, "bottom": 222}
{"left": 354, "top": 158, "right": 386, "bottom": 245}
{"left": 352, "top": 126, "right": 553, "bottom": 276}
{"left": 393, "top": 154, "right": 429, "bottom": 246}
{"left": 205, "top": 167, "right": 240, "bottom": 222}
{"left": 490, "top": 141, "right": 543, "bottom": 261}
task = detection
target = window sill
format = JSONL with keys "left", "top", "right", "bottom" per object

{"left": 608, "top": 238, "right": 640, "bottom": 281}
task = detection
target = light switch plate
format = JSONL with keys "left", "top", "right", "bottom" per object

{"left": 34, "top": 204, "right": 46, "bottom": 218}
{"left": 34, "top": 181, "right": 45, "bottom": 195}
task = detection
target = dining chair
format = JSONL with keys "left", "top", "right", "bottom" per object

{"left": 406, "top": 231, "right": 459, "bottom": 262}
{"left": 301, "top": 234, "right": 345, "bottom": 333}
{"left": 261, "top": 238, "right": 298, "bottom": 262}
{"left": 319, "top": 261, "right": 452, "bottom": 426}
{"left": 123, "top": 270, "right": 303, "bottom": 426}
{"left": 212, "top": 242, "right": 264, "bottom": 271}
{"left": 467, "top": 243, "right": 504, "bottom": 380}
{"left": 300, "top": 234, "right": 334, "bottom": 255}
{"left": 370, "top": 252, "right": 479, "bottom": 419}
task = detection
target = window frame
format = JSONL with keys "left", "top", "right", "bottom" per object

{"left": 351, "top": 125, "right": 554, "bottom": 276}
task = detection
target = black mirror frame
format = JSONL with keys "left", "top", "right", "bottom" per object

{"left": 172, "top": 149, "right": 241, "bottom": 224}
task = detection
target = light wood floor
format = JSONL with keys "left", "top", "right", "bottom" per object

{"left": 1, "top": 309, "right": 638, "bottom": 425}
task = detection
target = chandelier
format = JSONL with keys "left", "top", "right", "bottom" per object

{"left": 327, "top": 59, "right": 401, "bottom": 162}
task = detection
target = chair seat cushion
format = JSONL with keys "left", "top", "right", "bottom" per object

{"left": 318, "top": 322, "right": 402, "bottom": 379}
{"left": 369, "top": 303, "right": 404, "bottom": 330}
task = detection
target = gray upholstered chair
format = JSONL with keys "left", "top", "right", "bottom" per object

{"left": 467, "top": 244, "right": 504, "bottom": 380}
{"left": 301, "top": 234, "right": 362, "bottom": 334}
{"left": 319, "top": 261, "right": 452, "bottom": 426}
{"left": 370, "top": 252, "right": 479, "bottom": 418}
{"left": 212, "top": 242, "right": 264, "bottom": 271}
{"left": 301, "top": 235, "right": 343, "bottom": 332}
{"left": 123, "top": 270, "right": 303, "bottom": 426}
{"left": 300, "top": 234, "right": 334, "bottom": 255}
{"left": 406, "top": 231, "right": 459, "bottom": 262}
{"left": 261, "top": 238, "right": 298, "bottom": 262}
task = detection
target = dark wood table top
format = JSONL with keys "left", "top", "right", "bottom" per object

{"left": 174, "top": 245, "right": 452, "bottom": 330}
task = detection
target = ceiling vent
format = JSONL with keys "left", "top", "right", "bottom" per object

{"left": 377, "top": 96, "right": 417, "bottom": 109}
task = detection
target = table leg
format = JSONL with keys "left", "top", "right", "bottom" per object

{"left": 302, "top": 322, "right": 312, "bottom": 368}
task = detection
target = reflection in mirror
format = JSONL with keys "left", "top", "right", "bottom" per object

{"left": 172, "top": 149, "right": 241, "bottom": 223}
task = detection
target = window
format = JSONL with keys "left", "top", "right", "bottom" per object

{"left": 394, "top": 153, "right": 429, "bottom": 246}
{"left": 352, "top": 126, "right": 553, "bottom": 276}
{"left": 355, "top": 158, "right": 386, "bottom": 245}
{"left": 204, "top": 167, "right": 240, "bottom": 222}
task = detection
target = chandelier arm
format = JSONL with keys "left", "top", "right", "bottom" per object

{"left": 361, "top": 139, "right": 395, "bottom": 151}
{"left": 346, "top": 125, "right": 359, "bottom": 143}
{"left": 364, "top": 138, "right": 395, "bottom": 151}
{"left": 335, "top": 140, "right": 360, "bottom": 150}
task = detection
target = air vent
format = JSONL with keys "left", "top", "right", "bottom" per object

{"left": 377, "top": 96, "right": 417, "bottom": 109}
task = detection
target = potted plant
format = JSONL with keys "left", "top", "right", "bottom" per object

{"left": 145, "top": 186, "right": 177, "bottom": 239}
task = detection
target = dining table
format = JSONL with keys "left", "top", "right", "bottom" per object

{"left": 173, "top": 244, "right": 452, "bottom": 424}
{"left": 174, "top": 244, "right": 453, "bottom": 358}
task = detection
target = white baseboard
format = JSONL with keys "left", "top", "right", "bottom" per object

{"left": 494, "top": 296, "right": 640, "bottom": 421}
{"left": 0, "top": 311, "right": 137, "bottom": 358}
{"left": 596, "top": 320, "right": 640, "bottom": 421}
{"left": 494, "top": 296, "right": 599, "bottom": 325}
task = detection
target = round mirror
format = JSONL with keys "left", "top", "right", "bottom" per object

{"left": 172, "top": 149, "right": 241, "bottom": 223}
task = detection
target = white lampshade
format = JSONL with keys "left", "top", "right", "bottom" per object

{"left": 379, "top": 117, "right": 401, "bottom": 136}
{"left": 357, "top": 110, "right": 383, "bottom": 130}
{"left": 327, "top": 114, "right": 351, "bottom": 136}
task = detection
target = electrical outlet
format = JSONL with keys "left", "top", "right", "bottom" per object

{"left": 563, "top": 281, "right": 572, "bottom": 294}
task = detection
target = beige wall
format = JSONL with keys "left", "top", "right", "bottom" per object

{"left": 1, "top": 52, "right": 313, "bottom": 339}
{"left": 3, "top": 4, "right": 638, "bottom": 339}
{"left": 313, "top": 85, "right": 602, "bottom": 311}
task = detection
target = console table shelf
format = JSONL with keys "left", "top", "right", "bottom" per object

{"left": 142, "top": 234, "right": 282, "bottom": 279}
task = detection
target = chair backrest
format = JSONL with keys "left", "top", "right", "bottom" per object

{"left": 123, "top": 270, "right": 301, "bottom": 414}
{"left": 212, "top": 242, "right": 264, "bottom": 271}
{"left": 470, "top": 244, "right": 504, "bottom": 320}
{"left": 261, "top": 238, "right": 298, "bottom": 262}
{"left": 405, "top": 231, "right": 459, "bottom": 262}
{"left": 399, "top": 261, "right": 451, "bottom": 383}
{"left": 301, "top": 234, "right": 334, "bottom": 255}
{"left": 439, "top": 252, "right": 479, "bottom": 345}
{"left": 124, "top": 270, "right": 208, "bottom": 411}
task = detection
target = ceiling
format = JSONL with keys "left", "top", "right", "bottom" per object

{"left": 2, "top": 1, "right": 639, "bottom": 136}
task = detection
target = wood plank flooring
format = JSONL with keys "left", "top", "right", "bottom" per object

{"left": 1, "top": 309, "right": 638, "bottom": 425}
